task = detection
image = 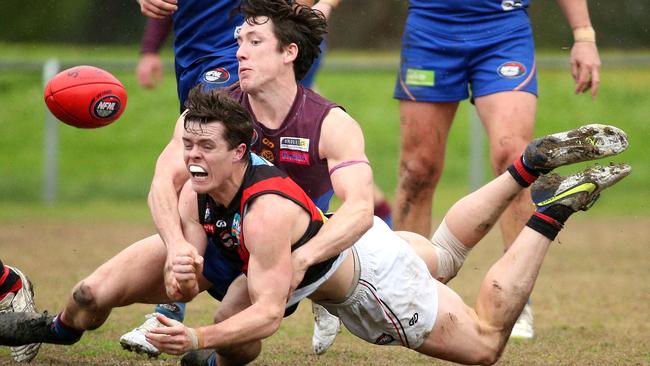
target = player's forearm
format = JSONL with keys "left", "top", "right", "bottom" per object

{"left": 196, "top": 302, "right": 283, "bottom": 349}
{"left": 148, "top": 177, "right": 186, "bottom": 247}
{"left": 555, "top": 0, "right": 592, "bottom": 30}
{"left": 298, "top": 199, "right": 373, "bottom": 267}
{"left": 141, "top": 17, "right": 173, "bottom": 54}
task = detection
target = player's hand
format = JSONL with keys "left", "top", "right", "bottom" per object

{"left": 145, "top": 314, "right": 203, "bottom": 355}
{"left": 570, "top": 41, "right": 601, "bottom": 99}
{"left": 164, "top": 243, "right": 203, "bottom": 301}
{"left": 136, "top": 53, "right": 164, "bottom": 89}
{"left": 139, "top": 0, "right": 178, "bottom": 19}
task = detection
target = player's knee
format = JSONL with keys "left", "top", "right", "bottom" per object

{"left": 216, "top": 340, "right": 261, "bottom": 364}
{"left": 491, "top": 137, "right": 529, "bottom": 174}
{"left": 431, "top": 219, "right": 469, "bottom": 283}
{"left": 72, "top": 281, "right": 98, "bottom": 309}
{"left": 399, "top": 158, "right": 442, "bottom": 192}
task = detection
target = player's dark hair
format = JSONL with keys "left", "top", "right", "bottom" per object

{"left": 184, "top": 85, "right": 253, "bottom": 160}
{"left": 239, "top": 0, "right": 327, "bottom": 81}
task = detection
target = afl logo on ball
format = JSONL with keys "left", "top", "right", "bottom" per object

{"left": 497, "top": 62, "right": 526, "bottom": 78}
{"left": 91, "top": 95, "right": 121, "bottom": 119}
{"left": 204, "top": 68, "right": 230, "bottom": 84}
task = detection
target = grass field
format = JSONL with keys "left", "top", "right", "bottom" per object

{"left": 1, "top": 45, "right": 649, "bottom": 364}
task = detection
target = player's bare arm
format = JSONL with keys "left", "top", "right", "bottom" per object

{"left": 147, "top": 194, "right": 307, "bottom": 354}
{"left": 148, "top": 114, "right": 197, "bottom": 294}
{"left": 171, "top": 181, "right": 210, "bottom": 301}
{"left": 290, "top": 108, "right": 373, "bottom": 290}
{"left": 555, "top": 0, "right": 601, "bottom": 98}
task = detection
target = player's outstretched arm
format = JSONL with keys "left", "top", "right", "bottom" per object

{"left": 290, "top": 108, "right": 374, "bottom": 290}
{"left": 148, "top": 115, "right": 195, "bottom": 272}
{"left": 556, "top": 0, "right": 601, "bottom": 98}
{"left": 136, "top": 17, "right": 172, "bottom": 89}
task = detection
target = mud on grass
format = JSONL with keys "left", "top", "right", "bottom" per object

{"left": 1, "top": 218, "right": 649, "bottom": 365}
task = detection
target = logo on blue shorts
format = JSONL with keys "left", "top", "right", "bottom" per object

{"left": 497, "top": 62, "right": 526, "bottom": 78}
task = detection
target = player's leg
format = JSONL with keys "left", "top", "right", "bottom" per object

{"left": 0, "top": 234, "right": 174, "bottom": 346}
{"left": 0, "top": 260, "right": 41, "bottom": 362}
{"left": 405, "top": 124, "right": 629, "bottom": 283}
{"left": 394, "top": 101, "right": 457, "bottom": 236}
{"left": 470, "top": 21, "right": 539, "bottom": 338}
{"left": 416, "top": 162, "right": 631, "bottom": 363}
{"left": 392, "top": 24, "right": 470, "bottom": 236}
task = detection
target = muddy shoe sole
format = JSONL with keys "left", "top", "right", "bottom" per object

{"left": 524, "top": 124, "right": 629, "bottom": 171}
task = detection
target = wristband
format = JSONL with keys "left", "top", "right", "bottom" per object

{"left": 573, "top": 26, "right": 596, "bottom": 43}
{"left": 187, "top": 328, "right": 199, "bottom": 350}
{"left": 319, "top": 0, "right": 341, "bottom": 8}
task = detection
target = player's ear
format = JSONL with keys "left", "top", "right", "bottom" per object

{"left": 283, "top": 43, "right": 298, "bottom": 64}
{"left": 233, "top": 143, "right": 248, "bottom": 162}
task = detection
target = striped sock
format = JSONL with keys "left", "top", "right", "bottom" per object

{"left": 507, "top": 155, "right": 541, "bottom": 187}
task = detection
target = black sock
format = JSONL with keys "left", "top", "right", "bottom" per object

{"left": 0, "top": 266, "right": 21, "bottom": 299}
{"left": 507, "top": 156, "right": 541, "bottom": 187}
{"left": 526, "top": 205, "right": 575, "bottom": 241}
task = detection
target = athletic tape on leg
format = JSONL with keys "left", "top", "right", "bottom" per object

{"left": 431, "top": 218, "right": 470, "bottom": 283}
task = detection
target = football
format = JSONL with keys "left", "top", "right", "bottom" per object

{"left": 44, "top": 65, "right": 127, "bottom": 128}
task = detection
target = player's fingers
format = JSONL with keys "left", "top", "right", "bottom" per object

{"left": 590, "top": 68, "right": 600, "bottom": 99}
{"left": 570, "top": 60, "right": 579, "bottom": 83}
{"left": 575, "top": 66, "right": 591, "bottom": 94}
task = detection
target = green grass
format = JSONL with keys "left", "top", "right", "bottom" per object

{"left": 1, "top": 45, "right": 649, "bottom": 218}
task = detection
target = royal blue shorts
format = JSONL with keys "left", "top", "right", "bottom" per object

{"left": 176, "top": 54, "right": 240, "bottom": 113}
{"left": 202, "top": 241, "right": 241, "bottom": 301}
{"left": 394, "top": 22, "right": 537, "bottom": 103}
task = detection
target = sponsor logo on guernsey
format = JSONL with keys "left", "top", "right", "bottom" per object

{"left": 216, "top": 220, "right": 227, "bottom": 228}
{"left": 497, "top": 61, "right": 526, "bottom": 78}
{"left": 409, "top": 312, "right": 419, "bottom": 326}
{"left": 501, "top": 0, "right": 524, "bottom": 11}
{"left": 261, "top": 149, "right": 275, "bottom": 162}
{"left": 220, "top": 230, "right": 235, "bottom": 248}
{"left": 405, "top": 68, "right": 435, "bottom": 86}
{"left": 231, "top": 213, "right": 242, "bottom": 245}
{"left": 375, "top": 333, "right": 395, "bottom": 345}
{"left": 203, "top": 67, "right": 230, "bottom": 84}
{"left": 280, "top": 137, "right": 310, "bottom": 152}
{"left": 280, "top": 150, "right": 310, "bottom": 165}
{"left": 203, "top": 224, "right": 216, "bottom": 235}
{"left": 92, "top": 95, "right": 121, "bottom": 119}
{"left": 233, "top": 25, "right": 242, "bottom": 39}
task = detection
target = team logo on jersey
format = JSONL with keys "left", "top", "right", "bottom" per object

{"left": 501, "top": 0, "right": 524, "bottom": 11}
{"left": 261, "top": 149, "right": 275, "bottom": 162}
{"left": 204, "top": 67, "right": 231, "bottom": 84}
{"left": 262, "top": 137, "right": 275, "bottom": 148}
{"left": 374, "top": 333, "right": 395, "bottom": 345}
{"left": 280, "top": 137, "right": 309, "bottom": 152}
{"left": 216, "top": 220, "right": 227, "bottom": 228}
{"left": 497, "top": 61, "right": 526, "bottom": 78}
{"left": 280, "top": 150, "right": 309, "bottom": 165}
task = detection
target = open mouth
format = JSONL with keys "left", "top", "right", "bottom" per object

{"left": 189, "top": 164, "right": 208, "bottom": 178}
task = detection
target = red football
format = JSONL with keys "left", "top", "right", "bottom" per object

{"left": 44, "top": 65, "right": 127, "bottom": 128}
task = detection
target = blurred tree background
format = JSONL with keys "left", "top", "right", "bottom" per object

{"left": 0, "top": 0, "right": 647, "bottom": 50}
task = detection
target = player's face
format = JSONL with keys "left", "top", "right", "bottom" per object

{"left": 236, "top": 17, "right": 289, "bottom": 92}
{"left": 182, "top": 121, "right": 239, "bottom": 194}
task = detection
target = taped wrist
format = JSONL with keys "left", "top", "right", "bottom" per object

{"left": 431, "top": 218, "right": 470, "bottom": 283}
{"left": 573, "top": 26, "right": 596, "bottom": 43}
{"left": 187, "top": 327, "right": 205, "bottom": 350}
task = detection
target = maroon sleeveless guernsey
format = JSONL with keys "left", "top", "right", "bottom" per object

{"left": 228, "top": 84, "right": 339, "bottom": 211}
